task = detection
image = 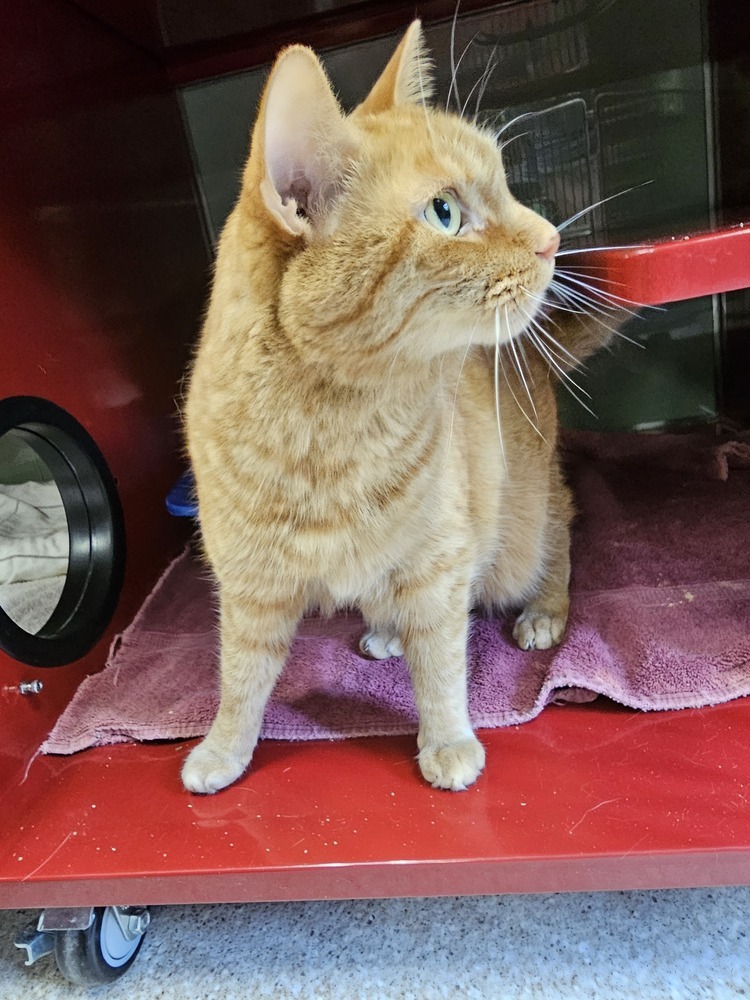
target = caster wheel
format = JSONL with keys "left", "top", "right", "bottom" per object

{"left": 54, "top": 906, "right": 148, "bottom": 986}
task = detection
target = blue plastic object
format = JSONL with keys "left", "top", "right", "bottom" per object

{"left": 166, "top": 470, "right": 198, "bottom": 518}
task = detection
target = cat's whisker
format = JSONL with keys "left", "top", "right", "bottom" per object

{"left": 541, "top": 330, "right": 586, "bottom": 372}
{"left": 474, "top": 68, "right": 497, "bottom": 124}
{"left": 459, "top": 37, "right": 495, "bottom": 120}
{"left": 544, "top": 287, "right": 614, "bottom": 359}
{"left": 460, "top": 59, "right": 492, "bottom": 120}
{"left": 546, "top": 280, "right": 601, "bottom": 318}
{"left": 499, "top": 131, "right": 530, "bottom": 154}
{"left": 525, "top": 326, "right": 599, "bottom": 419}
{"left": 549, "top": 279, "right": 619, "bottom": 318}
{"left": 521, "top": 285, "right": 568, "bottom": 313}
{"left": 550, "top": 276, "right": 623, "bottom": 315}
{"left": 549, "top": 282, "right": 636, "bottom": 342}
{"left": 555, "top": 181, "right": 653, "bottom": 234}
{"left": 548, "top": 281, "right": 646, "bottom": 349}
{"left": 459, "top": 74, "right": 482, "bottom": 121}
{"left": 482, "top": 109, "right": 506, "bottom": 132}
{"left": 526, "top": 300, "right": 571, "bottom": 343}
{"left": 555, "top": 245, "right": 643, "bottom": 256}
{"left": 520, "top": 285, "right": 577, "bottom": 315}
{"left": 503, "top": 306, "right": 541, "bottom": 382}
{"left": 554, "top": 268, "right": 663, "bottom": 314}
{"left": 446, "top": 25, "right": 478, "bottom": 114}
{"left": 530, "top": 315, "right": 588, "bottom": 371}
{"left": 495, "top": 109, "right": 540, "bottom": 140}
{"left": 447, "top": 2, "right": 461, "bottom": 113}
{"left": 533, "top": 337, "right": 600, "bottom": 419}
{"left": 552, "top": 277, "right": 643, "bottom": 321}
{"left": 501, "top": 308, "right": 546, "bottom": 442}
{"left": 506, "top": 304, "right": 539, "bottom": 420}
{"left": 469, "top": 44, "right": 498, "bottom": 122}
{"left": 519, "top": 298, "right": 585, "bottom": 366}
{"left": 547, "top": 284, "right": 585, "bottom": 319}
{"left": 515, "top": 330, "right": 535, "bottom": 384}
{"left": 552, "top": 264, "right": 627, "bottom": 281}
{"left": 552, "top": 267, "right": 644, "bottom": 304}
{"left": 522, "top": 306, "right": 590, "bottom": 381}
{"left": 499, "top": 341, "right": 547, "bottom": 443}
{"left": 518, "top": 289, "right": 595, "bottom": 369}
{"left": 493, "top": 308, "right": 508, "bottom": 471}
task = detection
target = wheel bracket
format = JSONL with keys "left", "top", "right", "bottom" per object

{"left": 13, "top": 923, "right": 56, "bottom": 966}
{"left": 38, "top": 906, "right": 95, "bottom": 932}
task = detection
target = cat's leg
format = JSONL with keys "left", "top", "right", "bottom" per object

{"left": 512, "top": 538, "right": 570, "bottom": 649}
{"left": 407, "top": 594, "right": 484, "bottom": 791}
{"left": 182, "top": 584, "right": 304, "bottom": 794}
{"left": 365, "top": 567, "right": 484, "bottom": 791}
{"left": 512, "top": 468, "right": 573, "bottom": 651}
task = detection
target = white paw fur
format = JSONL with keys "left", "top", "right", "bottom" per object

{"left": 418, "top": 736, "right": 485, "bottom": 791}
{"left": 181, "top": 740, "right": 249, "bottom": 794}
{"left": 359, "top": 629, "right": 404, "bottom": 659}
{"left": 513, "top": 610, "right": 566, "bottom": 651}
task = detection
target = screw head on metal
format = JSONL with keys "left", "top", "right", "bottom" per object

{"left": 18, "top": 680, "right": 43, "bottom": 695}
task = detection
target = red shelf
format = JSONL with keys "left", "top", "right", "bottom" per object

{"left": 3, "top": 696, "right": 750, "bottom": 908}
{"left": 563, "top": 224, "right": 750, "bottom": 304}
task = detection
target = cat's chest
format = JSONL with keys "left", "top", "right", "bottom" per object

{"left": 259, "top": 386, "right": 442, "bottom": 495}
{"left": 263, "top": 417, "right": 452, "bottom": 581}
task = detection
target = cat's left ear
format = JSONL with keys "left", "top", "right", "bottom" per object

{"left": 252, "top": 46, "right": 355, "bottom": 236}
{"left": 355, "top": 20, "right": 433, "bottom": 116}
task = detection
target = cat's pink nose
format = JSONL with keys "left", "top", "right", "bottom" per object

{"left": 536, "top": 230, "right": 560, "bottom": 261}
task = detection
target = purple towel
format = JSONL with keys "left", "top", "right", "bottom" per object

{"left": 42, "top": 430, "right": 750, "bottom": 754}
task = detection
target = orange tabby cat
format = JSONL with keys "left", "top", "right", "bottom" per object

{"left": 182, "top": 21, "right": 614, "bottom": 794}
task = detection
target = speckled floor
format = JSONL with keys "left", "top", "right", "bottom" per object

{"left": 2, "top": 888, "right": 750, "bottom": 998}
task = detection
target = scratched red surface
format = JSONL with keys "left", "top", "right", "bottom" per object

{"left": 3, "top": 698, "right": 750, "bottom": 907}
{"left": 564, "top": 225, "right": 750, "bottom": 304}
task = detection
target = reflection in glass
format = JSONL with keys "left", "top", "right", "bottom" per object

{"left": 0, "top": 432, "right": 69, "bottom": 633}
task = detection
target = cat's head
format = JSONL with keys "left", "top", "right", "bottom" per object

{"left": 241, "top": 21, "right": 560, "bottom": 367}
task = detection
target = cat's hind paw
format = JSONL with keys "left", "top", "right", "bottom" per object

{"left": 513, "top": 610, "right": 567, "bottom": 651}
{"left": 181, "top": 740, "right": 249, "bottom": 794}
{"left": 418, "top": 736, "right": 485, "bottom": 791}
{"left": 359, "top": 629, "right": 404, "bottom": 659}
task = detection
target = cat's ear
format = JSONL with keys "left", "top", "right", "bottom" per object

{"left": 252, "top": 46, "right": 354, "bottom": 236}
{"left": 355, "top": 20, "right": 433, "bottom": 115}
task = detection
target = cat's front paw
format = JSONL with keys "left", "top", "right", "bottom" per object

{"left": 359, "top": 629, "right": 404, "bottom": 659}
{"left": 181, "top": 739, "right": 250, "bottom": 794}
{"left": 418, "top": 736, "right": 485, "bottom": 791}
{"left": 513, "top": 610, "right": 567, "bottom": 651}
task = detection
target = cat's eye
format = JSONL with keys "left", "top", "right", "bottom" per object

{"left": 424, "top": 192, "right": 462, "bottom": 236}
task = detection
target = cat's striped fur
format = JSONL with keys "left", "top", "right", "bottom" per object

{"left": 182, "top": 21, "right": 614, "bottom": 793}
